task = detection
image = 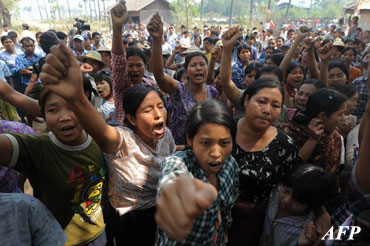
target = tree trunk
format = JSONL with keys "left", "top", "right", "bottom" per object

{"left": 42, "top": 0, "right": 49, "bottom": 19}
{"left": 36, "top": 0, "right": 43, "bottom": 20}
{"left": 268, "top": 0, "right": 272, "bottom": 9}
{"left": 97, "top": 0, "right": 101, "bottom": 23}
{"left": 83, "top": 0, "right": 88, "bottom": 18}
{"left": 185, "top": 0, "right": 189, "bottom": 29}
{"left": 229, "top": 0, "right": 234, "bottom": 27}
{"left": 0, "top": 0, "right": 12, "bottom": 26}
{"left": 66, "top": 0, "right": 72, "bottom": 19}
{"left": 93, "top": 0, "right": 98, "bottom": 21}
{"left": 88, "top": 0, "right": 93, "bottom": 22}
{"left": 200, "top": 0, "right": 204, "bottom": 25}
{"left": 56, "top": 1, "right": 62, "bottom": 19}
{"left": 285, "top": 0, "right": 292, "bottom": 17}
{"left": 249, "top": 0, "right": 253, "bottom": 24}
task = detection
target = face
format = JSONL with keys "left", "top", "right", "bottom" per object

{"left": 341, "top": 49, "right": 355, "bottom": 66}
{"left": 321, "top": 104, "right": 346, "bottom": 132}
{"left": 276, "top": 38, "right": 284, "bottom": 48}
{"left": 44, "top": 93, "right": 85, "bottom": 146}
{"left": 2, "top": 38, "right": 14, "bottom": 51}
{"left": 265, "top": 48, "right": 273, "bottom": 57}
{"left": 186, "top": 56, "right": 208, "bottom": 84}
{"left": 84, "top": 58, "right": 102, "bottom": 75}
{"left": 22, "top": 40, "right": 35, "bottom": 55}
{"left": 244, "top": 88, "right": 283, "bottom": 130}
{"left": 286, "top": 67, "right": 304, "bottom": 89}
{"left": 294, "top": 84, "right": 316, "bottom": 112}
{"left": 288, "top": 31, "right": 296, "bottom": 40}
{"left": 203, "top": 40, "right": 211, "bottom": 52}
{"left": 127, "top": 36, "right": 133, "bottom": 43}
{"left": 84, "top": 39, "right": 91, "bottom": 49}
{"left": 301, "top": 49, "right": 308, "bottom": 63}
{"left": 93, "top": 35, "right": 101, "bottom": 45}
{"left": 239, "top": 48, "right": 251, "bottom": 63}
{"left": 279, "top": 186, "right": 309, "bottom": 215}
{"left": 328, "top": 67, "right": 347, "bottom": 86}
{"left": 195, "top": 37, "right": 201, "bottom": 46}
{"left": 264, "top": 58, "right": 275, "bottom": 66}
{"left": 345, "top": 42, "right": 354, "bottom": 48}
{"left": 187, "top": 124, "right": 233, "bottom": 176}
{"left": 331, "top": 47, "right": 342, "bottom": 59}
{"left": 96, "top": 80, "right": 111, "bottom": 100}
{"left": 74, "top": 39, "right": 84, "bottom": 51}
{"left": 346, "top": 93, "right": 358, "bottom": 115}
{"left": 127, "top": 55, "right": 145, "bottom": 83}
{"left": 128, "top": 91, "right": 167, "bottom": 147}
{"left": 268, "top": 39, "right": 277, "bottom": 48}
{"left": 100, "top": 51, "right": 111, "bottom": 65}
{"left": 259, "top": 73, "right": 280, "bottom": 81}
{"left": 244, "top": 70, "right": 257, "bottom": 87}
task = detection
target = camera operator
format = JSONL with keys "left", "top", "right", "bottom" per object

{"left": 72, "top": 35, "right": 86, "bottom": 56}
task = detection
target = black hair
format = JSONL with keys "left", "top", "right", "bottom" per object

{"left": 22, "top": 23, "right": 29, "bottom": 30}
{"left": 282, "top": 164, "right": 337, "bottom": 216}
{"left": 294, "top": 88, "right": 347, "bottom": 124}
{"left": 7, "top": 31, "right": 17, "bottom": 39}
{"left": 122, "top": 84, "right": 164, "bottom": 127}
{"left": 332, "top": 84, "right": 357, "bottom": 99}
{"left": 173, "top": 67, "right": 186, "bottom": 81}
{"left": 20, "top": 37, "right": 35, "bottom": 45}
{"left": 328, "top": 60, "right": 349, "bottom": 81}
{"left": 245, "top": 35, "right": 255, "bottom": 40}
{"left": 287, "top": 29, "right": 296, "bottom": 35}
{"left": 1, "top": 35, "right": 11, "bottom": 44}
{"left": 271, "top": 49, "right": 283, "bottom": 54}
{"left": 257, "top": 65, "right": 283, "bottom": 82}
{"left": 56, "top": 31, "right": 67, "bottom": 40}
{"left": 193, "top": 34, "right": 202, "bottom": 46}
{"left": 298, "top": 79, "right": 326, "bottom": 91}
{"left": 82, "top": 74, "right": 95, "bottom": 101}
{"left": 2, "top": 24, "right": 7, "bottom": 28}
{"left": 276, "top": 36, "right": 285, "bottom": 42}
{"left": 184, "top": 52, "right": 208, "bottom": 70}
{"left": 92, "top": 32, "right": 101, "bottom": 39}
{"left": 265, "top": 53, "right": 284, "bottom": 66}
{"left": 240, "top": 78, "right": 284, "bottom": 110}
{"left": 122, "top": 38, "right": 128, "bottom": 45}
{"left": 237, "top": 44, "right": 251, "bottom": 61}
{"left": 125, "top": 47, "right": 147, "bottom": 66}
{"left": 95, "top": 69, "right": 112, "bottom": 84}
{"left": 39, "top": 31, "right": 59, "bottom": 54}
{"left": 341, "top": 47, "right": 357, "bottom": 58}
{"left": 344, "top": 39, "right": 354, "bottom": 44}
{"left": 212, "top": 38, "right": 220, "bottom": 45}
{"left": 211, "top": 31, "right": 219, "bottom": 37}
{"left": 264, "top": 46, "right": 274, "bottom": 52}
{"left": 244, "top": 62, "right": 263, "bottom": 77}
{"left": 284, "top": 61, "right": 304, "bottom": 82}
{"left": 144, "top": 48, "right": 152, "bottom": 59}
{"left": 184, "top": 99, "right": 236, "bottom": 141}
{"left": 203, "top": 37, "right": 213, "bottom": 43}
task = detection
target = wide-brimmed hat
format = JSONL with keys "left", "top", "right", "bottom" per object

{"left": 76, "top": 50, "right": 104, "bottom": 64}
{"left": 97, "top": 46, "right": 111, "bottom": 53}
{"left": 181, "top": 45, "right": 205, "bottom": 55}
{"left": 333, "top": 38, "right": 345, "bottom": 47}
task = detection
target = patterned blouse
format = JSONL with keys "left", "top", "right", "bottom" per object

{"left": 233, "top": 128, "right": 301, "bottom": 204}
{"left": 169, "top": 81, "right": 219, "bottom": 145}
{"left": 232, "top": 61, "right": 246, "bottom": 89}
{"left": 156, "top": 149, "right": 239, "bottom": 246}
{"left": 104, "top": 126, "right": 176, "bottom": 216}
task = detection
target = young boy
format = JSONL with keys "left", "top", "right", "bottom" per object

{"left": 0, "top": 89, "right": 107, "bottom": 245}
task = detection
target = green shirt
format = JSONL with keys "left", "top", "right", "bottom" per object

{"left": 6, "top": 132, "right": 107, "bottom": 246}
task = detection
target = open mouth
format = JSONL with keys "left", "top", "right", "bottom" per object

{"left": 209, "top": 161, "right": 221, "bottom": 168}
{"left": 61, "top": 125, "right": 75, "bottom": 134}
{"left": 154, "top": 122, "right": 165, "bottom": 136}
{"left": 194, "top": 73, "right": 204, "bottom": 79}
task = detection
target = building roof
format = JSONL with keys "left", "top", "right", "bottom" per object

{"left": 357, "top": 0, "right": 370, "bottom": 10}
{"left": 276, "top": 0, "right": 311, "bottom": 9}
{"left": 105, "top": 0, "right": 169, "bottom": 12}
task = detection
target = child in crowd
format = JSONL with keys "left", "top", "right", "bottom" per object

{"left": 155, "top": 99, "right": 239, "bottom": 246}
{"left": 0, "top": 88, "right": 107, "bottom": 245}
{"left": 260, "top": 164, "right": 337, "bottom": 246}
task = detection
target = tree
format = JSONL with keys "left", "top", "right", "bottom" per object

{"left": 0, "top": 0, "right": 19, "bottom": 26}
{"left": 66, "top": 0, "right": 72, "bottom": 19}
{"left": 170, "top": 0, "right": 199, "bottom": 29}
{"left": 285, "top": 0, "right": 292, "bottom": 17}
{"left": 229, "top": 0, "right": 234, "bottom": 26}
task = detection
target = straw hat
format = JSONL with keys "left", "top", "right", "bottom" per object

{"left": 181, "top": 45, "right": 205, "bottom": 55}
{"left": 97, "top": 46, "right": 111, "bottom": 53}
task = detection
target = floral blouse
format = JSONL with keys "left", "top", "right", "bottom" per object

{"left": 232, "top": 128, "right": 302, "bottom": 204}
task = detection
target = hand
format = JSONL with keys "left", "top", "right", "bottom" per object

{"left": 155, "top": 174, "right": 218, "bottom": 241}
{"left": 296, "top": 26, "right": 311, "bottom": 41}
{"left": 147, "top": 13, "right": 163, "bottom": 40}
{"left": 221, "top": 25, "right": 240, "bottom": 48}
{"left": 40, "top": 42, "right": 84, "bottom": 101}
{"left": 211, "top": 45, "right": 221, "bottom": 59}
{"left": 304, "top": 37, "right": 316, "bottom": 51}
{"left": 308, "top": 118, "right": 324, "bottom": 142}
{"left": 80, "top": 63, "right": 93, "bottom": 73}
{"left": 110, "top": 0, "right": 128, "bottom": 27}
{"left": 298, "top": 221, "right": 318, "bottom": 246}
{"left": 173, "top": 45, "right": 182, "bottom": 54}
{"left": 318, "top": 42, "right": 334, "bottom": 61}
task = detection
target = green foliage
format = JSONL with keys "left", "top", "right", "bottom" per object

{"left": 170, "top": 0, "right": 199, "bottom": 28}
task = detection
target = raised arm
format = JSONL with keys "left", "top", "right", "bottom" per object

{"left": 148, "top": 13, "right": 178, "bottom": 96}
{"left": 40, "top": 42, "right": 121, "bottom": 154}
{"left": 219, "top": 26, "right": 242, "bottom": 105}
{"left": 165, "top": 45, "right": 182, "bottom": 71}
{"left": 304, "top": 38, "right": 319, "bottom": 79}
{"left": 356, "top": 63, "right": 370, "bottom": 192}
{"left": 298, "top": 118, "right": 324, "bottom": 163}
{"left": 111, "top": 0, "right": 128, "bottom": 56}
{"left": 206, "top": 45, "right": 221, "bottom": 85}
{"left": 318, "top": 42, "right": 334, "bottom": 87}
{"left": 0, "top": 79, "right": 41, "bottom": 117}
{"left": 280, "top": 27, "right": 310, "bottom": 78}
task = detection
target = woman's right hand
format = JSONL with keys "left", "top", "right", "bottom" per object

{"left": 318, "top": 41, "right": 334, "bottom": 61}
{"left": 296, "top": 26, "right": 311, "bottom": 41}
{"left": 221, "top": 26, "right": 240, "bottom": 49}
{"left": 110, "top": 0, "right": 128, "bottom": 27}
{"left": 173, "top": 45, "right": 182, "bottom": 54}
{"left": 308, "top": 118, "right": 324, "bottom": 142}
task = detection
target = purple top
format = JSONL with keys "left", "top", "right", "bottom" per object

{"left": 0, "top": 120, "right": 39, "bottom": 193}
{"left": 169, "top": 81, "right": 219, "bottom": 145}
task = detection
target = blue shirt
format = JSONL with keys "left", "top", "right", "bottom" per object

{"left": 232, "top": 61, "right": 246, "bottom": 89}
{"left": 352, "top": 76, "right": 368, "bottom": 120}
{"left": 0, "top": 50, "right": 22, "bottom": 74}
{"left": 0, "top": 60, "right": 11, "bottom": 81}
{"left": 15, "top": 53, "right": 41, "bottom": 85}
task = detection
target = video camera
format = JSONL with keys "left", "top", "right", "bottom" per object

{"left": 73, "top": 18, "right": 90, "bottom": 33}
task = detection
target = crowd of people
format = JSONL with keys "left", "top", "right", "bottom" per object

{"left": 0, "top": 0, "right": 370, "bottom": 245}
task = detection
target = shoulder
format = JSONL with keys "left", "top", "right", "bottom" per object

{"left": 352, "top": 76, "right": 367, "bottom": 86}
{"left": 274, "top": 128, "right": 296, "bottom": 147}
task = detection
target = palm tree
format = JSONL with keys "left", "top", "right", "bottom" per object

{"left": 268, "top": 0, "right": 272, "bottom": 9}
{"left": 285, "top": 0, "right": 292, "bottom": 17}
{"left": 249, "top": 0, "right": 254, "bottom": 24}
{"left": 66, "top": 0, "right": 72, "bottom": 19}
{"left": 229, "top": 0, "right": 234, "bottom": 26}
{"left": 200, "top": 0, "right": 204, "bottom": 24}
{"left": 42, "top": 0, "right": 49, "bottom": 19}
{"left": 36, "top": 0, "right": 43, "bottom": 20}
